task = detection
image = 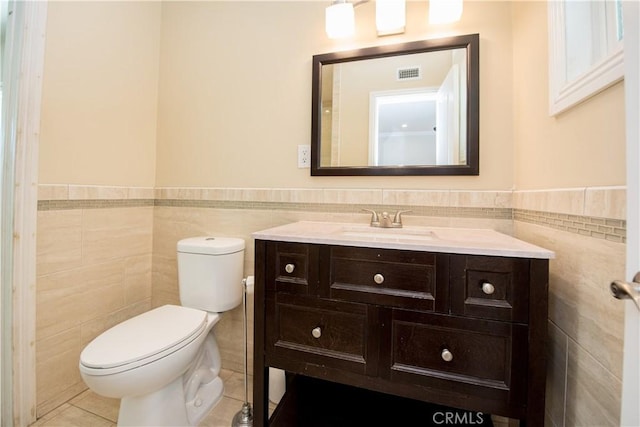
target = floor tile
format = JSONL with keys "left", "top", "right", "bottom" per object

{"left": 31, "top": 405, "right": 115, "bottom": 427}
{"left": 70, "top": 390, "right": 119, "bottom": 422}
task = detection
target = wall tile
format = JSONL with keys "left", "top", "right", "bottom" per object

{"left": 37, "top": 260, "right": 127, "bottom": 340}
{"left": 322, "top": 188, "right": 383, "bottom": 204}
{"left": 36, "top": 328, "right": 85, "bottom": 415}
{"left": 126, "top": 186, "right": 155, "bottom": 199}
{"left": 124, "top": 254, "right": 153, "bottom": 304}
{"left": 514, "top": 188, "right": 586, "bottom": 215}
{"left": 546, "top": 321, "right": 567, "bottom": 427}
{"left": 36, "top": 210, "right": 83, "bottom": 276}
{"left": 584, "top": 186, "right": 626, "bottom": 220}
{"left": 514, "top": 221, "right": 625, "bottom": 379}
{"left": 449, "top": 190, "right": 512, "bottom": 208}
{"left": 69, "top": 185, "right": 129, "bottom": 200}
{"left": 38, "top": 184, "right": 69, "bottom": 201}
{"left": 82, "top": 207, "right": 153, "bottom": 262}
{"left": 565, "top": 339, "right": 621, "bottom": 426}
{"left": 382, "top": 189, "right": 449, "bottom": 206}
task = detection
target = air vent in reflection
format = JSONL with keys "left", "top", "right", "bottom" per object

{"left": 397, "top": 66, "right": 421, "bottom": 81}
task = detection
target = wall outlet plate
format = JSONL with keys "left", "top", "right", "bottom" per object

{"left": 298, "top": 145, "right": 310, "bottom": 168}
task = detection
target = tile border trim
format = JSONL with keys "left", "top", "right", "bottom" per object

{"left": 154, "top": 199, "right": 513, "bottom": 219}
{"left": 38, "top": 199, "right": 154, "bottom": 210}
{"left": 514, "top": 208, "right": 626, "bottom": 243}
{"left": 36, "top": 185, "right": 627, "bottom": 243}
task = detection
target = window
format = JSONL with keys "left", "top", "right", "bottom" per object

{"left": 548, "top": 0, "right": 624, "bottom": 115}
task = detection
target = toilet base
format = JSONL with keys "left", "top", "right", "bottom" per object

{"left": 186, "top": 376, "right": 224, "bottom": 425}
{"left": 116, "top": 365, "right": 225, "bottom": 426}
{"left": 118, "top": 374, "right": 189, "bottom": 426}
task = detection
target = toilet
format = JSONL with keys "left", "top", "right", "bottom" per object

{"left": 79, "top": 236, "right": 245, "bottom": 426}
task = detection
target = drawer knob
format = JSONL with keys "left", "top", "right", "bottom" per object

{"left": 441, "top": 349, "right": 454, "bottom": 362}
{"left": 373, "top": 273, "right": 385, "bottom": 285}
{"left": 285, "top": 263, "right": 295, "bottom": 274}
{"left": 482, "top": 282, "right": 495, "bottom": 295}
{"left": 311, "top": 327, "right": 322, "bottom": 339}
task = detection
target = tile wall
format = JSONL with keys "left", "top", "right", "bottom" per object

{"left": 36, "top": 186, "right": 154, "bottom": 416}
{"left": 514, "top": 187, "right": 626, "bottom": 426}
{"left": 36, "top": 184, "right": 626, "bottom": 426}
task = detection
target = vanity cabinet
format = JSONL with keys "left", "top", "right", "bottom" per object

{"left": 253, "top": 230, "right": 550, "bottom": 427}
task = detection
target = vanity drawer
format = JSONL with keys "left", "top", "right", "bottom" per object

{"left": 266, "top": 242, "right": 318, "bottom": 295}
{"left": 386, "top": 309, "right": 527, "bottom": 406}
{"left": 326, "top": 246, "right": 446, "bottom": 312}
{"left": 266, "top": 293, "right": 378, "bottom": 376}
{"left": 450, "top": 255, "right": 530, "bottom": 323}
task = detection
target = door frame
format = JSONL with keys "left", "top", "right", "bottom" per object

{"left": 621, "top": 1, "right": 640, "bottom": 425}
{"left": 1, "top": 2, "right": 47, "bottom": 425}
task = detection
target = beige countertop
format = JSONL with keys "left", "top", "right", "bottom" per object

{"left": 253, "top": 221, "right": 555, "bottom": 259}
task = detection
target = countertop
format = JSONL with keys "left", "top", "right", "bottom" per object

{"left": 253, "top": 221, "right": 555, "bottom": 259}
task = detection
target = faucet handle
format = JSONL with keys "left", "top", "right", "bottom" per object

{"left": 362, "top": 209, "right": 380, "bottom": 226}
{"left": 392, "top": 210, "right": 412, "bottom": 226}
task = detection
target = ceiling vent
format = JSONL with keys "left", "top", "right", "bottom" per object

{"left": 397, "top": 66, "right": 421, "bottom": 81}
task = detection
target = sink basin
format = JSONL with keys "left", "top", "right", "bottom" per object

{"left": 338, "top": 225, "right": 437, "bottom": 241}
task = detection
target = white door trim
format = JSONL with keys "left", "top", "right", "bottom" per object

{"left": 621, "top": 1, "right": 640, "bottom": 425}
{"left": 8, "top": 2, "right": 47, "bottom": 426}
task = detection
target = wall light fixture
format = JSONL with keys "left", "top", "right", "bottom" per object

{"left": 376, "top": 0, "right": 406, "bottom": 36}
{"left": 325, "top": 0, "right": 356, "bottom": 39}
{"left": 326, "top": 0, "right": 462, "bottom": 39}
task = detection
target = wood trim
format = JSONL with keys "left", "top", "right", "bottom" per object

{"left": 4, "top": 2, "right": 48, "bottom": 426}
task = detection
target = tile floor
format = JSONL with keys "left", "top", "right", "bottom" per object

{"left": 29, "top": 369, "right": 511, "bottom": 427}
{"left": 29, "top": 369, "right": 257, "bottom": 427}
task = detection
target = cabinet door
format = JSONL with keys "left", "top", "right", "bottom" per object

{"left": 266, "top": 241, "right": 319, "bottom": 295}
{"left": 450, "top": 255, "right": 530, "bottom": 323}
{"left": 383, "top": 309, "right": 527, "bottom": 413}
{"left": 266, "top": 292, "right": 380, "bottom": 377}
{"left": 325, "top": 246, "right": 448, "bottom": 312}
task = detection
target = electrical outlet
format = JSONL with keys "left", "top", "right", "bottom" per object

{"left": 298, "top": 145, "right": 311, "bottom": 168}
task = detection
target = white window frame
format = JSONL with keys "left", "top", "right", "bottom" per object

{"left": 548, "top": 0, "right": 624, "bottom": 116}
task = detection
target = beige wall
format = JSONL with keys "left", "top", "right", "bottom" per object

{"left": 155, "top": 0, "right": 514, "bottom": 190}
{"left": 39, "top": 1, "right": 161, "bottom": 187}
{"left": 511, "top": 1, "right": 626, "bottom": 190}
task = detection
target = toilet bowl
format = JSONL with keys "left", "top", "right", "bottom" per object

{"left": 79, "top": 236, "right": 245, "bottom": 426}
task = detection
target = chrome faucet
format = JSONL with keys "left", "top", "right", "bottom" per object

{"left": 362, "top": 209, "right": 411, "bottom": 228}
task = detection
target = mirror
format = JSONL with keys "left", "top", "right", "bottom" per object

{"left": 311, "top": 34, "right": 479, "bottom": 176}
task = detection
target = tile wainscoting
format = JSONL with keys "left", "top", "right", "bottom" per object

{"left": 514, "top": 188, "right": 626, "bottom": 427}
{"left": 35, "top": 185, "right": 626, "bottom": 425}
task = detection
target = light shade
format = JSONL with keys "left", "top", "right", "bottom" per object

{"left": 429, "top": 0, "right": 463, "bottom": 25}
{"left": 325, "top": 1, "right": 355, "bottom": 39}
{"left": 376, "top": 0, "right": 406, "bottom": 36}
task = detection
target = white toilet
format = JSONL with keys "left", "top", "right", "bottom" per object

{"left": 79, "top": 236, "right": 245, "bottom": 426}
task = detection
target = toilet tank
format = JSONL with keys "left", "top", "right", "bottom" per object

{"left": 177, "top": 237, "right": 245, "bottom": 313}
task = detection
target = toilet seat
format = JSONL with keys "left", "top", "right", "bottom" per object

{"left": 80, "top": 305, "right": 208, "bottom": 376}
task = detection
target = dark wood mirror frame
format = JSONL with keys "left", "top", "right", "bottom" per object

{"left": 311, "top": 33, "right": 479, "bottom": 176}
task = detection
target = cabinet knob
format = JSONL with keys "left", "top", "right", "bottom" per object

{"left": 373, "top": 273, "right": 385, "bottom": 285}
{"left": 482, "top": 282, "right": 495, "bottom": 295}
{"left": 285, "top": 263, "right": 295, "bottom": 274}
{"left": 311, "top": 327, "right": 322, "bottom": 339}
{"left": 441, "top": 349, "right": 453, "bottom": 362}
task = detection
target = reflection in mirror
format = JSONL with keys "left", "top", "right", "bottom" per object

{"left": 312, "top": 34, "right": 479, "bottom": 176}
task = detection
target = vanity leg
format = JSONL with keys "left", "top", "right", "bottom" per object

{"left": 253, "top": 240, "right": 269, "bottom": 426}
{"left": 525, "top": 259, "right": 549, "bottom": 427}
{"left": 253, "top": 366, "right": 268, "bottom": 426}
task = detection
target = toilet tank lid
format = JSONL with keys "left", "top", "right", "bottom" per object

{"left": 177, "top": 236, "right": 245, "bottom": 255}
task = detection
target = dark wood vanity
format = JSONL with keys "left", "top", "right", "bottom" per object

{"left": 253, "top": 222, "right": 551, "bottom": 426}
